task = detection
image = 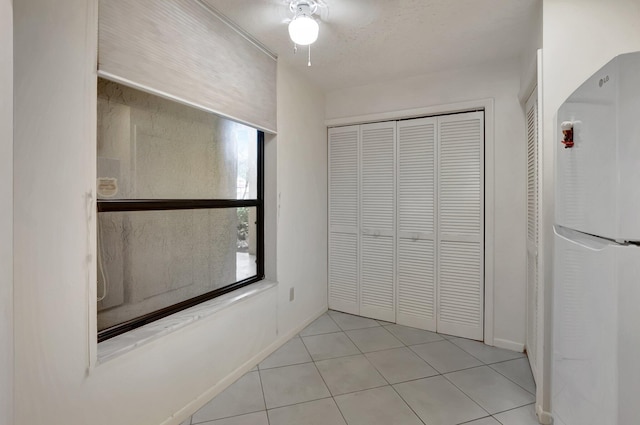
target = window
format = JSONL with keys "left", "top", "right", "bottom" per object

{"left": 96, "top": 78, "right": 264, "bottom": 342}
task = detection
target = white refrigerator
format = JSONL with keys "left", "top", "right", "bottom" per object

{"left": 553, "top": 52, "right": 640, "bottom": 425}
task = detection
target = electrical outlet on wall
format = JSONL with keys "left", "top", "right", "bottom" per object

{"left": 289, "top": 287, "right": 295, "bottom": 301}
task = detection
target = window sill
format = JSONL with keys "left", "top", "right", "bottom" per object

{"left": 96, "top": 280, "right": 278, "bottom": 364}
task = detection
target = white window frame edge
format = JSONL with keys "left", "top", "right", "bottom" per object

{"left": 325, "top": 98, "right": 496, "bottom": 346}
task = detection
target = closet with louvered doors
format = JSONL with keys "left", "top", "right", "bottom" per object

{"left": 328, "top": 111, "right": 484, "bottom": 340}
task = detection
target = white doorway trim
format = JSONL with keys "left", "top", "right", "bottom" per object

{"left": 326, "top": 98, "right": 496, "bottom": 346}
{"left": 0, "top": 2, "right": 13, "bottom": 424}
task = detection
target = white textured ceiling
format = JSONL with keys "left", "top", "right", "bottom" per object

{"left": 203, "top": 0, "right": 539, "bottom": 92}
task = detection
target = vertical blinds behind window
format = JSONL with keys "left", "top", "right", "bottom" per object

{"left": 98, "top": 0, "right": 277, "bottom": 133}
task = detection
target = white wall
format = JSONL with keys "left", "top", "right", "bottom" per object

{"left": 326, "top": 59, "right": 528, "bottom": 349}
{"left": 0, "top": 1, "right": 13, "bottom": 424}
{"left": 539, "top": 0, "right": 640, "bottom": 417}
{"left": 13, "top": 1, "right": 327, "bottom": 425}
{"left": 275, "top": 62, "right": 328, "bottom": 335}
{"left": 519, "top": 0, "right": 542, "bottom": 100}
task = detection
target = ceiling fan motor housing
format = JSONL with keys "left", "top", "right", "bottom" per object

{"left": 290, "top": 0, "right": 318, "bottom": 18}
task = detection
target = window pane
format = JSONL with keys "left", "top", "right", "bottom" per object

{"left": 97, "top": 78, "right": 258, "bottom": 200}
{"left": 97, "top": 207, "right": 258, "bottom": 331}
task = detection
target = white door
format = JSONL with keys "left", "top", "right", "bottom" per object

{"left": 525, "top": 88, "right": 540, "bottom": 380}
{"left": 328, "top": 125, "right": 360, "bottom": 315}
{"left": 396, "top": 117, "right": 437, "bottom": 331}
{"left": 360, "top": 121, "right": 396, "bottom": 322}
{"left": 436, "top": 112, "right": 484, "bottom": 340}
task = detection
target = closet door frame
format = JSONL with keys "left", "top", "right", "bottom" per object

{"left": 327, "top": 98, "right": 496, "bottom": 346}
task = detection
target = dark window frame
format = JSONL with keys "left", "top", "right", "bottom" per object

{"left": 97, "top": 131, "right": 265, "bottom": 343}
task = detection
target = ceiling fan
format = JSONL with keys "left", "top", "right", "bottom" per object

{"left": 203, "top": 0, "right": 374, "bottom": 67}
{"left": 286, "top": 0, "right": 327, "bottom": 66}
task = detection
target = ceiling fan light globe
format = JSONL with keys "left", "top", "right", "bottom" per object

{"left": 288, "top": 15, "right": 319, "bottom": 46}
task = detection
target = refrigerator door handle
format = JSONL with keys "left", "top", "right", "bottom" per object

{"left": 554, "top": 225, "right": 611, "bottom": 251}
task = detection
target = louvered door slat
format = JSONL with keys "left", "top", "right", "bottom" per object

{"left": 397, "top": 238, "right": 436, "bottom": 329}
{"left": 360, "top": 121, "right": 395, "bottom": 322}
{"left": 396, "top": 117, "right": 437, "bottom": 330}
{"left": 437, "top": 112, "right": 484, "bottom": 340}
{"left": 362, "top": 124, "right": 395, "bottom": 233}
{"left": 328, "top": 126, "right": 359, "bottom": 314}
{"left": 361, "top": 235, "right": 394, "bottom": 314}
{"left": 525, "top": 89, "right": 539, "bottom": 381}
{"left": 330, "top": 128, "right": 359, "bottom": 229}
{"left": 329, "top": 233, "right": 358, "bottom": 307}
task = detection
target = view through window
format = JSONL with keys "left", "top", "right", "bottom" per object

{"left": 96, "top": 78, "right": 264, "bottom": 341}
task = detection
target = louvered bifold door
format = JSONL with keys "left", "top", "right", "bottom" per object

{"left": 360, "top": 122, "right": 396, "bottom": 322}
{"left": 525, "top": 90, "right": 539, "bottom": 381}
{"left": 329, "top": 126, "right": 360, "bottom": 315}
{"left": 436, "top": 112, "right": 484, "bottom": 340}
{"left": 396, "top": 117, "right": 437, "bottom": 331}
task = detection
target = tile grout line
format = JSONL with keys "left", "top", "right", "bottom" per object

{"left": 328, "top": 313, "right": 528, "bottom": 413}
{"left": 191, "top": 405, "right": 266, "bottom": 424}
{"left": 488, "top": 356, "right": 528, "bottom": 366}
{"left": 265, "top": 396, "right": 335, "bottom": 413}
{"left": 404, "top": 345, "right": 444, "bottom": 373}
{"left": 440, "top": 369, "right": 521, "bottom": 420}
{"left": 209, "top": 313, "right": 532, "bottom": 425}
{"left": 299, "top": 312, "right": 342, "bottom": 337}
{"left": 205, "top": 329, "right": 329, "bottom": 423}
{"left": 402, "top": 339, "right": 497, "bottom": 421}
{"left": 492, "top": 401, "right": 536, "bottom": 415}
{"left": 490, "top": 402, "right": 537, "bottom": 424}
{"left": 448, "top": 338, "right": 526, "bottom": 366}
{"left": 369, "top": 325, "right": 484, "bottom": 425}
{"left": 299, "top": 329, "right": 351, "bottom": 425}
{"left": 488, "top": 364, "right": 537, "bottom": 396}
{"left": 436, "top": 339, "right": 533, "bottom": 396}
{"left": 324, "top": 310, "right": 340, "bottom": 327}
{"left": 382, "top": 325, "right": 483, "bottom": 425}
{"left": 256, "top": 367, "right": 270, "bottom": 425}
{"left": 344, "top": 335, "right": 405, "bottom": 354}
{"left": 405, "top": 342, "right": 482, "bottom": 375}
{"left": 456, "top": 415, "right": 494, "bottom": 424}
{"left": 326, "top": 315, "right": 407, "bottom": 425}
{"left": 440, "top": 338, "right": 489, "bottom": 365}
{"left": 328, "top": 310, "right": 382, "bottom": 333}
{"left": 329, "top": 320, "right": 393, "bottom": 388}
{"left": 339, "top": 316, "right": 432, "bottom": 425}
{"left": 256, "top": 346, "right": 531, "bottom": 420}
{"left": 491, "top": 367, "right": 536, "bottom": 397}
{"left": 386, "top": 377, "right": 429, "bottom": 425}
{"left": 381, "top": 323, "right": 447, "bottom": 344}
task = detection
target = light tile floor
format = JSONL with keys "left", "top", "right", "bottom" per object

{"left": 181, "top": 310, "right": 538, "bottom": 425}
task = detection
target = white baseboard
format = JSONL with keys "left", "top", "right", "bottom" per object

{"left": 536, "top": 403, "right": 553, "bottom": 425}
{"left": 162, "top": 306, "right": 327, "bottom": 425}
{"left": 493, "top": 337, "right": 525, "bottom": 352}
